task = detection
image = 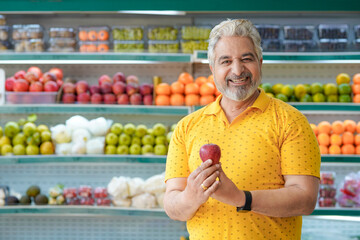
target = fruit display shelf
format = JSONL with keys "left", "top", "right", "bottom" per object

{"left": 321, "top": 155, "right": 360, "bottom": 163}
{"left": 0, "top": 155, "right": 167, "bottom": 164}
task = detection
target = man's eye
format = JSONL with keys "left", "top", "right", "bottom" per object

{"left": 221, "top": 60, "right": 230, "bottom": 64}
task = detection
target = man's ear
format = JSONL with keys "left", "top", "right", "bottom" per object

{"left": 209, "top": 65, "right": 214, "bottom": 75}
{"left": 259, "top": 58, "right": 263, "bottom": 68}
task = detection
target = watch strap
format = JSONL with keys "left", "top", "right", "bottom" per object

{"left": 236, "top": 190, "right": 252, "bottom": 212}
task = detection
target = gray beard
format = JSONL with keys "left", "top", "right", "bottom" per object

{"left": 214, "top": 77, "right": 260, "bottom": 101}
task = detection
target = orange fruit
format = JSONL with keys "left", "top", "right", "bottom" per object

{"left": 353, "top": 94, "right": 360, "bottom": 103}
{"left": 215, "top": 88, "right": 221, "bottom": 96}
{"left": 352, "top": 84, "right": 360, "bottom": 95}
{"left": 155, "top": 83, "right": 171, "bottom": 95}
{"left": 357, "top": 121, "right": 360, "bottom": 134}
{"left": 88, "top": 30, "right": 98, "bottom": 41}
{"left": 329, "top": 145, "right": 341, "bottom": 155}
{"left": 185, "top": 83, "right": 200, "bottom": 95}
{"left": 195, "top": 76, "right": 208, "bottom": 87}
{"left": 317, "top": 133, "right": 330, "bottom": 146}
{"left": 178, "top": 72, "right": 194, "bottom": 85}
{"left": 355, "top": 134, "right": 360, "bottom": 146}
{"left": 79, "top": 30, "right": 88, "bottom": 41}
{"left": 79, "top": 44, "right": 88, "bottom": 52}
{"left": 319, "top": 145, "right": 328, "bottom": 154}
{"left": 344, "top": 119, "right": 357, "bottom": 133}
{"left": 330, "top": 133, "right": 342, "bottom": 146}
{"left": 331, "top": 120, "right": 344, "bottom": 134}
{"left": 170, "top": 94, "right": 185, "bottom": 106}
{"left": 87, "top": 44, "right": 97, "bottom": 52}
{"left": 356, "top": 145, "right": 360, "bottom": 154}
{"left": 353, "top": 73, "right": 360, "bottom": 84}
{"left": 200, "top": 95, "right": 215, "bottom": 105}
{"left": 170, "top": 82, "right": 185, "bottom": 94}
{"left": 310, "top": 123, "right": 319, "bottom": 136}
{"left": 97, "top": 44, "right": 109, "bottom": 52}
{"left": 155, "top": 95, "right": 170, "bottom": 106}
{"left": 342, "top": 131, "right": 354, "bottom": 145}
{"left": 200, "top": 82, "right": 216, "bottom": 96}
{"left": 207, "top": 74, "right": 214, "bottom": 83}
{"left": 318, "top": 121, "right": 332, "bottom": 134}
{"left": 98, "top": 30, "right": 109, "bottom": 41}
{"left": 185, "top": 94, "right": 200, "bottom": 106}
{"left": 341, "top": 144, "right": 355, "bottom": 154}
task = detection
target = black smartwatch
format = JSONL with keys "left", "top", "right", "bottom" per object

{"left": 236, "top": 190, "right": 252, "bottom": 212}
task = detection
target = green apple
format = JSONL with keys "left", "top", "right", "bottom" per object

{"left": 1, "top": 144, "right": 13, "bottom": 155}
{"left": 124, "top": 123, "right": 136, "bottom": 135}
{"left": 147, "top": 128, "right": 154, "bottom": 135}
{"left": 171, "top": 124, "right": 177, "bottom": 132}
{"left": 37, "top": 124, "right": 49, "bottom": 133}
{"left": 129, "top": 144, "right": 141, "bottom": 155}
{"left": 154, "top": 144, "right": 167, "bottom": 155}
{"left": 27, "top": 132, "right": 41, "bottom": 146}
{"left": 105, "top": 145, "right": 117, "bottom": 154}
{"left": 119, "top": 133, "right": 132, "bottom": 146}
{"left": 13, "top": 144, "right": 26, "bottom": 155}
{"left": 23, "top": 122, "right": 37, "bottom": 137}
{"left": 0, "top": 126, "right": 3, "bottom": 137}
{"left": 131, "top": 136, "right": 141, "bottom": 145}
{"left": 26, "top": 145, "right": 39, "bottom": 155}
{"left": 117, "top": 145, "right": 129, "bottom": 155}
{"left": 110, "top": 123, "right": 123, "bottom": 135}
{"left": 4, "top": 121, "right": 20, "bottom": 138}
{"left": 141, "top": 144, "right": 154, "bottom": 155}
{"left": 155, "top": 135, "right": 167, "bottom": 145}
{"left": 135, "top": 124, "right": 148, "bottom": 138}
{"left": 0, "top": 136, "right": 11, "bottom": 147}
{"left": 141, "top": 134, "right": 155, "bottom": 145}
{"left": 167, "top": 132, "right": 173, "bottom": 143}
{"left": 41, "top": 131, "right": 52, "bottom": 142}
{"left": 106, "top": 132, "right": 119, "bottom": 145}
{"left": 12, "top": 133, "right": 26, "bottom": 145}
{"left": 152, "top": 123, "right": 167, "bottom": 136}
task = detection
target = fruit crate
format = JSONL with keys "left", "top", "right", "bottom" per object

{"left": 5, "top": 92, "right": 58, "bottom": 104}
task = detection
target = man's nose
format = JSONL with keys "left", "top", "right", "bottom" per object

{"left": 232, "top": 60, "right": 245, "bottom": 76}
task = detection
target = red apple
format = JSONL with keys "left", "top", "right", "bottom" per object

{"left": 49, "top": 67, "right": 63, "bottom": 80}
{"left": 100, "top": 82, "right": 113, "bottom": 94}
{"left": 113, "top": 72, "right": 126, "bottom": 83}
{"left": 112, "top": 81, "right": 126, "bottom": 95}
{"left": 13, "top": 79, "right": 29, "bottom": 92}
{"left": 130, "top": 93, "right": 142, "bottom": 105}
{"left": 77, "top": 92, "right": 90, "bottom": 104}
{"left": 27, "top": 66, "right": 43, "bottom": 78}
{"left": 25, "top": 71, "right": 39, "bottom": 83}
{"left": 143, "top": 94, "right": 153, "bottom": 105}
{"left": 14, "top": 70, "right": 26, "bottom": 80}
{"left": 103, "top": 93, "right": 116, "bottom": 104}
{"left": 62, "top": 93, "right": 76, "bottom": 103}
{"left": 62, "top": 82, "right": 76, "bottom": 94}
{"left": 98, "top": 74, "right": 112, "bottom": 86}
{"left": 29, "top": 81, "right": 43, "bottom": 92}
{"left": 199, "top": 143, "right": 221, "bottom": 165}
{"left": 5, "top": 77, "right": 15, "bottom": 91}
{"left": 126, "top": 83, "right": 139, "bottom": 95}
{"left": 126, "top": 75, "right": 139, "bottom": 84}
{"left": 57, "top": 79, "right": 64, "bottom": 87}
{"left": 117, "top": 94, "right": 129, "bottom": 105}
{"left": 44, "top": 81, "right": 59, "bottom": 92}
{"left": 89, "top": 85, "right": 101, "bottom": 95}
{"left": 91, "top": 93, "right": 103, "bottom": 104}
{"left": 75, "top": 80, "right": 89, "bottom": 94}
{"left": 139, "top": 83, "right": 153, "bottom": 95}
{"left": 41, "top": 72, "right": 57, "bottom": 83}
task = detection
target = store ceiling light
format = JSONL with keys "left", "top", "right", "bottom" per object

{"left": 117, "top": 11, "right": 186, "bottom": 16}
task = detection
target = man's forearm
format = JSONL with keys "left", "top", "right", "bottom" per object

{"left": 164, "top": 190, "right": 201, "bottom": 221}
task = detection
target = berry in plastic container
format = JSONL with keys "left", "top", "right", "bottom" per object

{"left": 66, "top": 197, "right": 80, "bottom": 205}
{"left": 319, "top": 185, "right": 336, "bottom": 198}
{"left": 80, "top": 197, "right": 95, "bottom": 206}
{"left": 96, "top": 198, "right": 111, "bottom": 206}
{"left": 283, "top": 40, "right": 317, "bottom": 52}
{"left": 63, "top": 187, "right": 77, "bottom": 199}
{"left": 261, "top": 39, "right": 281, "bottom": 51}
{"left": 320, "top": 171, "right": 336, "bottom": 185}
{"left": 78, "top": 185, "right": 93, "bottom": 198}
{"left": 318, "top": 24, "right": 348, "bottom": 39}
{"left": 255, "top": 24, "right": 280, "bottom": 39}
{"left": 283, "top": 25, "right": 315, "bottom": 40}
{"left": 318, "top": 197, "right": 336, "bottom": 207}
{"left": 94, "top": 187, "right": 108, "bottom": 199}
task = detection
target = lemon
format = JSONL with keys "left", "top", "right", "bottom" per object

{"left": 1, "top": 144, "right": 13, "bottom": 156}
{"left": 0, "top": 136, "right": 11, "bottom": 147}
{"left": 13, "top": 144, "right": 26, "bottom": 155}
{"left": 324, "top": 83, "right": 338, "bottom": 96}
{"left": 281, "top": 84, "right": 294, "bottom": 97}
{"left": 313, "top": 93, "right": 326, "bottom": 102}
{"left": 336, "top": 73, "right": 351, "bottom": 85}
{"left": 294, "top": 84, "right": 307, "bottom": 100}
{"left": 272, "top": 83, "right": 284, "bottom": 95}
{"left": 310, "top": 83, "right": 324, "bottom": 95}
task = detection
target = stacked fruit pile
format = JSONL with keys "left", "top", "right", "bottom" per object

{"left": 0, "top": 115, "right": 54, "bottom": 156}
{"left": 311, "top": 120, "right": 360, "bottom": 154}
{"left": 260, "top": 72, "right": 358, "bottom": 103}
{"left": 352, "top": 73, "right": 360, "bottom": 103}
{"left": 104, "top": 122, "right": 175, "bottom": 155}
{"left": 155, "top": 72, "right": 220, "bottom": 106}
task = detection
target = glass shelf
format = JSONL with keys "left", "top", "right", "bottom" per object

{"left": 0, "top": 104, "right": 192, "bottom": 115}
{"left": 0, "top": 155, "right": 167, "bottom": 164}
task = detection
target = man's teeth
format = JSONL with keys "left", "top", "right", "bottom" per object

{"left": 232, "top": 78, "right": 247, "bottom": 83}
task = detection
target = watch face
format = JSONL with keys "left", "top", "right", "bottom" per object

{"left": 236, "top": 207, "right": 250, "bottom": 212}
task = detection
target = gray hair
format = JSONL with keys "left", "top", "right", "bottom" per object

{"left": 208, "top": 19, "right": 262, "bottom": 68}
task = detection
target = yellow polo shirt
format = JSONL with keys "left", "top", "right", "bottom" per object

{"left": 165, "top": 89, "right": 321, "bottom": 240}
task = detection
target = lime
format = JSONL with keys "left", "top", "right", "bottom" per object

{"left": 0, "top": 126, "right": 3, "bottom": 137}
{"left": 338, "top": 83, "right": 351, "bottom": 95}
{"left": 324, "top": 83, "right": 338, "bottom": 96}
{"left": 313, "top": 93, "right": 326, "bottom": 102}
{"left": 281, "top": 84, "right": 294, "bottom": 97}
{"left": 339, "top": 94, "right": 352, "bottom": 103}
{"left": 272, "top": 83, "right": 284, "bottom": 95}
{"left": 275, "top": 93, "right": 289, "bottom": 102}
{"left": 289, "top": 95, "right": 297, "bottom": 102}
{"left": 300, "top": 94, "right": 313, "bottom": 102}
{"left": 261, "top": 83, "right": 273, "bottom": 93}
{"left": 336, "top": 73, "right": 351, "bottom": 85}
{"left": 327, "top": 95, "right": 338, "bottom": 102}
{"left": 294, "top": 84, "right": 307, "bottom": 100}
{"left": 310, "top": 82, "right": 324, "bottom": 95}
{"left": 304, "top": 84, "right": 311, "bottom": 94}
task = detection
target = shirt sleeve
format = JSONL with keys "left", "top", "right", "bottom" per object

{"left": 280, "top": 114, "right": 321, "bottom": 178}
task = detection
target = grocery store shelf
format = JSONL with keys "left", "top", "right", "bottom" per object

{"left": 194, "top": 51, "right": 360, "bottom": 63}
{"left": 0, "top": 155, "right": 167, "bottom": 164}
{"left": 0, "top": 104, "right": 192, "bottom": 115}
{"left": 0, "top": 52, "right": 193, "bottom": 64}
{"left": 0, "top": 206, "right": 167, "bottom": 217}
{"left": 321, "top": 155, "right": 360, "bottom": 163}
{"left": 312, "top": 208, "right": 360, "bottom": 217}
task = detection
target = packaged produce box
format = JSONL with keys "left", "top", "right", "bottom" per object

{"left": 112, "top": 26, "right": 144, "bottom": 41}
{"left": 5, "top": 92, "right": 58, "bottom": 104}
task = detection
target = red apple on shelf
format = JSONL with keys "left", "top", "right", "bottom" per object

{"left": 62, "top": 82, "right": 76, "bottom": 94}
{"left": 112, "top": 81, "right": 126, "bottom": 95}
{"left": 143, "top": 94, "right": 153, "bottom": 105}
{"left": 91, "top": 93, "right": 103, "bottom": 104}
{"left": 77, "top": 92, "right": 90, "bottom": 104}
{"left": 14, "top": 70, "right": 26, "bottom": 80}
{"left": 100, "top": 82, "right": 113, "bottom": 94}
{"left": 98, "top": 74, "right": 112, "bottom": 86}
{"left": 49, "top": 67, "right": 63, "bottom": 80}
{"left": 117, "top": 94, "right": 129, "bottom": 105}
{"left": 41, "top": 72, "right": 57, "bottom": 83}
{"left": 139, "top": 83, "right": 153, "bottom": 95}
{"left": 29, "top": 81, "right": 43, "bottom": 92}
{"left": 44, "top": 81, "right": 59, "bottom": 92}
{"left": 89, "top": 85, "right": 101, "bottom": 95}
{"left": 113, "top": 72, "right": 126, "bottom": 83}
{"left": 126, "top": 75, "right": 139, "bottom": 84}
{"left": 25, "top": 71, "right": 39, "bottom": 83}
{"left": 27, "top": 66, "right": 43, "bottom": 78}
{"left": 126, "top": 83, "right": 139, "bottom": 95}
{"left": 199, "top": 143, "right": 221, "bottom": 165}
{"left": 75, "top": 80, "right": 89, "bottom": 95}
{"left": 130, "top": 93, "right": 142, "bottom": 105}
{"left": 103, "top": 93, "right": 116, "bottom": 104}
{"left": 62, "top": 93, "right": 76, "bottom": 103}
{"left": 56, "top": 79, "right": 64, "bottom": 88}
{"left": 13, "top": 79, "right": 29, "bottom": 92}
{"left": 5, "top": 77, "right": 15, "bottom": 91}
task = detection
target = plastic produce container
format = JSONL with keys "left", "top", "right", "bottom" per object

{"left": 356, "top": 39, "right": 360, "bottom": 50}
{"left": 48, "top": 38, "right": 76, "bottom": 52}
{"left": 181, "top": 40, "right": 208, "bottom": 53}
{"left": 112, "top": 26, "right": 144, "bottom": 41}
{"left": 255, "top": 24, "right": 280, "bottom": 39}
{"left": 147, "top": 26, "right": 178, "bottom": 40}
{"left": 12, "top": 24, "right": 44, "bottom": 40}
{"left": 5, "top": 92, "right": 58, "bottom": 104}
{"left": 78, "top": 41, "right": 110, "bottom": 52}
{"left": 0, "top": 40, "right": 11, "bottom": 51}
{"left": 113, "top": 40, "right": 144, "bottom": 52}
{"left": 78, "top": 26, "right": 110, "bottom": 41}
{"left": 0, "top": 15, "right": 6, "bottom": 25}
{"left": 261, "top": 39, "right": 281, "bottom": 51}
{"left": 14, "top": 39, "right": 45, "bottom": 52}
{"left": 148, "top": 40, "right": 179, "bottom": 53}
{"left": 49, "top": 27, "right": 76, "bottom": 38}
{"left": 320, "top": 171, "right": 336, "bottom": 185}
{"left": 283, "top": 25, "right": 315, "bottom": 40}
{"left": 319, "top": 39, "right": 348, "bottom": 51}
{"left": 0, "top": 26, "right": 10, "bottom": 41}
{"left": 318, "top": 24, "right": 348, "bottom": 39}
{"left": 283, "top": 40, "right": 317, "bottom": 52}
{"left": 181, "top": 25, "right": 211, "bottom": 40}
{"left": 355, "top": 25, "right": 360, "bottom": 39}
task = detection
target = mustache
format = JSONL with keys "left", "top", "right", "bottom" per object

{"left": 226, "top": 72, "right": 253, "bottom": 82}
